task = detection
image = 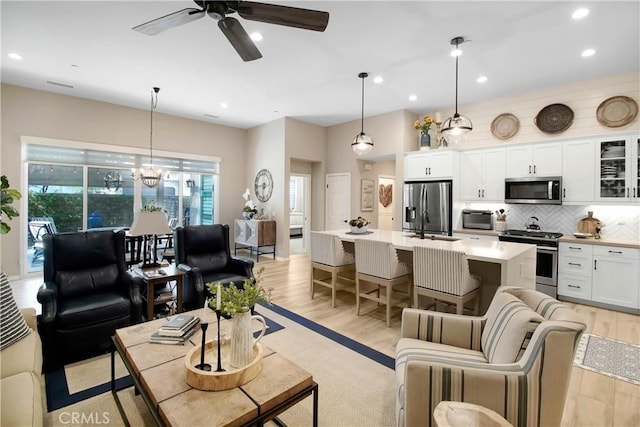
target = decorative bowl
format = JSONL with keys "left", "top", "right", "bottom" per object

{"left": 350, "top": 226, "right": 368, "bottom": 234}
{"left": 184, "top": 340, "right": 263, "bottom": 391}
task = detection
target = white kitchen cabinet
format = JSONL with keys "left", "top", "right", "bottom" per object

{"left": 559, "top": 242, "right": 639, "bottom": 311}
{"left": 505, "top": 142, "right": 562, "bottom": 178}
{"left": 591, "top": 245, "right": 639, "bottom": 309}
{"left": 558, "top": 243, "right": 593, "bottom": 300}
{"left": 562, "top": 139, "right": 595, "bottom": 202}
{"left": 459, "top": 148, "right": 505, "bottom": 201}
{"left": 595, "top": 136, "right": 639, "bottom": 203}
{"left": 405, "top": 150, "right": 456, "bottom": 180}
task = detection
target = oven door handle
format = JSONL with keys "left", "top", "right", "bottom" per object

{"left": 537, "top": 247, "right": 558, "bottom": 253}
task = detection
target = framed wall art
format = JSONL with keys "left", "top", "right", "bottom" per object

{"left": 361, "top": 179, "right": 374, "bottom": 211}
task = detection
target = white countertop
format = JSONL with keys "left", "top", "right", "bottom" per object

{"left": 323, "top": 229, "right": 536, "bottom": 263}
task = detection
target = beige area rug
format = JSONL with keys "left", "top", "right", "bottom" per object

{"left": 44, "top": 305, "right": 396, "bottom": 426}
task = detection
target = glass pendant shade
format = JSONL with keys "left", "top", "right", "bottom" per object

{"left": 352, "top": 132, "right": 374, "bottom": 156}
{"left": 441, "top": 113, "right": 473, "bottom": 145}
{"left": 352, "top": 72, "right": 373, "bottom": 156}
{"left": 442, "top": 36, "right": 473, "bottom": 145}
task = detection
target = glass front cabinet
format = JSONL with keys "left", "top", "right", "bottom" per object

{"left": 596, "top": 136, "right": 639, "bottom": 202}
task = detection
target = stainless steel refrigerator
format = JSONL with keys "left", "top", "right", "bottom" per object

{"left": 402, "top": 180, "right": 452, "bottom": 235}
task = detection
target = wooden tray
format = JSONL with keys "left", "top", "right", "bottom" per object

{"left": 185, "top": 341, "right": 263, "bottom": 391}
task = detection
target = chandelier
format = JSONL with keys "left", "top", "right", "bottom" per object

{"left": 441, "top": 36, "right": 473, "bottom": 144}
{"left": 132, "top": 87, "right": 162, "bottom": 188}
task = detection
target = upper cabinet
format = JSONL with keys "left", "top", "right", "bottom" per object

{"left": 595, "top": 136, "right": 639, "bottom": 202}
{"left": 562, "top": 139, "right": 596, "bottom": 202}
{"left": 505, "top": 142, "right": 562, "bottom": 178}
{"left": 405, "top": 150, "right": 457, "bottom": 181}
{"left": 459, "top": 148, "right": 506, "bottom": 201}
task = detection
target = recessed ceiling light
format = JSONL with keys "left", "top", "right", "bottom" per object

{"left": 220, "top": 102, "right": 228, "bottom": 108}
{"left": 373, "top": 76, "right": 383, "bottom": 84}
{"left": 409, "top": 94, "right": 418, "bottom": 101}
{"left": 581, "top": 49, "right": 596, "bottom": 57}
{"left": 8, "top": 52, "right": 22, "bottom": 60}
{"left": 450, "top": 48, "right": 462, "bottom": 57}
{"left": 477, "top": 75, "right": 488, "bottom": 83}
{"left": 572, "top": 8, "right": 589, "bottom": 20}
{"left": 250, "top": 32, "right": 263, "bottom": 42}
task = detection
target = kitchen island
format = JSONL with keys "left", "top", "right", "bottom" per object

{"left": 320, "top": 229, "right": 537, "bottom": 312}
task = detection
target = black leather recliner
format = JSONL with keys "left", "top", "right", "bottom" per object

{"left": 174, "top": 224, "right": 254, "bottom": 310}
{"left": 37, "top": 230, "right": 143, "bottom": 370}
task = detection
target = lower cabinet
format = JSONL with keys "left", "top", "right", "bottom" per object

{"left": 591, "top": 246, "right": 639, "bottom": 309}
{"left": 558, "top": 242, "right": 639, "bottom": 311}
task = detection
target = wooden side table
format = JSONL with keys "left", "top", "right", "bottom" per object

{"left": 434, "top": 401, "right": 513, "bottom": 427}
{"left": 134, "top": 264, "right": 185, "bottom": 321}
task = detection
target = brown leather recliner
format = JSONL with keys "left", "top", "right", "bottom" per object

{"left": 37, "top": 230, "right": 143, "bottom": 370}
{"left": 174, "top": 224, "right": 254, "bottom": 310}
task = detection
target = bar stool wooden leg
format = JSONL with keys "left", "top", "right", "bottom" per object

{"left": 331, "top": 270, "right": 337, "bottom": 308}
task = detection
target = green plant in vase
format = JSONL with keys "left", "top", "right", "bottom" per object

{"left": 1, "top": 175, "right": 22, "bottom": 234}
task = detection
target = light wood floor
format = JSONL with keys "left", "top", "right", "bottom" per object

{"left": 10, "top": 253, "right": 640, "bottom": 426}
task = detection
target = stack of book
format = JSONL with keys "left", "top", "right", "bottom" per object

{"left": 150, "top": 314, "right": 200, "bottom": 345}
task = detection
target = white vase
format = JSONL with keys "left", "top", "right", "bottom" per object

{"left": 230, "top": 310, "right": 266, "bottom": 368}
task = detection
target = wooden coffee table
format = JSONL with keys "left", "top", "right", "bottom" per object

{"left": 111, "top": 311, "right": 318, "bottom": 426}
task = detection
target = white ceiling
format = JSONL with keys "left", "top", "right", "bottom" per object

{"left": 2, "top": 1, "right": 639, "bottom": 130}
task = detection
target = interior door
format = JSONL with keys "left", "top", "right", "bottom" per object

{"left": 377, "top": 175, "right": 395, "bottom": 230}
{"left": 325, "top": 173, "right": 351, "bottom": 230}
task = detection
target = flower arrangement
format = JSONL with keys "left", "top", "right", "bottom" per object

{"left": 206, "top": 267, "right": 272, "bottom": 317}
{"left": 414, "top": 115, "right": 436, "bottom": 134}
{"left": 345, "top": 216, "right": 370, "bottom": 228}
{"left": 242, "top": 188, "right": 258, "bottom": 217}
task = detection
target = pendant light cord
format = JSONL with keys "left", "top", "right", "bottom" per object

{"left": 360, "top": 75, "right": 365, "bottom": 133}
{"left": 454, "top": 41, "right": 459, "bottom": 116}
{"left": 150, "top": 87, "right": 159, "bottom": 168}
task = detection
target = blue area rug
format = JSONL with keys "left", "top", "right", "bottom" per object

{"left": 44, "top": 312, "right": 284, "bottom": 411}
{"left": 44, "top": 305, "right": 395, "bottom": 412}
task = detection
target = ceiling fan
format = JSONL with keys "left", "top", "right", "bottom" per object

{"left": 132, "top": 1, "right": 329, "bottom": 62}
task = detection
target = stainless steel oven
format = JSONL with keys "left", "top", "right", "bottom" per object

{"left": 498, "top": 229, "right": 562, "bottom": 298}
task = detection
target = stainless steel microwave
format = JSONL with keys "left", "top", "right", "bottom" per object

{"left": 504, "top": 177, "right": 562, "bottom": 205}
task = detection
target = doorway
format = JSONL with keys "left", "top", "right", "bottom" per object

{"left": 325, "top": 173, "right": 351, "bottom": 231}
{"left": 289, "top": 174, "right": 311, "bottom": 254}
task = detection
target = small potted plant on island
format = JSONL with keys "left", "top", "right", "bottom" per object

{"left": 345, "top": 216, "right": 370, "bottom": 234}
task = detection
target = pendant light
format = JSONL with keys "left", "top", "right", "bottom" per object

{"left": 351, "top": 72, "right": 374, "bottom": 156}
{"left": 441, "top": 36, "right": 473, "bottom": 144}
{"left": 132, "top": 87, "right": 163, "bottom": 188}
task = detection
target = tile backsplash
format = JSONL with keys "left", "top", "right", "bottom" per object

{"left": 462, "top": 203, "right": 640, "bottom": 241}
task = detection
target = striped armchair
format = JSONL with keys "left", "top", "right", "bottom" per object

{"left": 395, "top": 286, "right": 586, "bottom": 427}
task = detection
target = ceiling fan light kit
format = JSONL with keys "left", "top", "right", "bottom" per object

{"left": 441, "top": 36, "right": 473, "bottom": 145}
{"left": 352, "top": 72, "right": 374, "bottom": 156}
{"left": 133, "top": 1, "right": 329, "bottom": 62}
{"left": 132, "top": 87, "right": 163, "bottom": 188}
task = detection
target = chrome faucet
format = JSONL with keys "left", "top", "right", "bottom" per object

{"left": 419, "top": 210, "right": 430, "bottom": 239}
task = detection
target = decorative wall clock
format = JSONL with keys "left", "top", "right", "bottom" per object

{"left": 254, "top": 169, "right": 273, "bottom": 202}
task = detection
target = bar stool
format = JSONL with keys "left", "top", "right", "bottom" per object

{"left": 412, "top": 246, "right": 480, "bottom": 315}
{"left": 310, "top": 232, "right": 356, "bottom": 308}
{"left": 355, "top": 239, "right": 412, "bottom": 327}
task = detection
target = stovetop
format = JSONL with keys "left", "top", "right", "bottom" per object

{"left": 501, "top": 229, "right": 563, "bottom": 240}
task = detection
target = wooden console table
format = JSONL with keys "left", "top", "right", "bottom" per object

{"left": 234, "top": 219, "right": 276, "bottom": 262}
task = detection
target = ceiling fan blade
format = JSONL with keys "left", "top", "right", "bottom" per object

{"left": 218, "top": 17, "right": 262, "bottom": 62}
{"left": 237, "top": 2, "right": 329, "bottom": 32}
{"left": 133, "top": 8, "right": 205, "bottom": 35}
